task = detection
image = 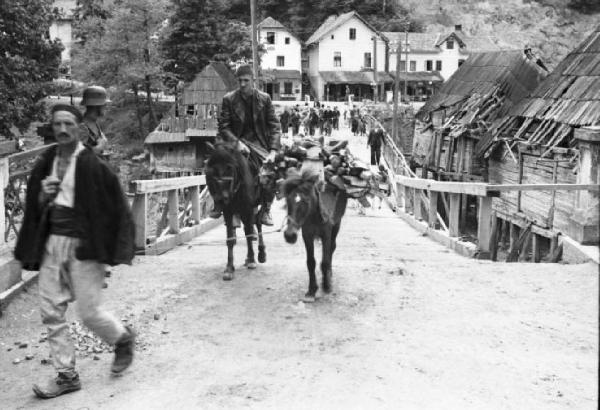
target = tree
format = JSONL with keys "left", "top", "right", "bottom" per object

{"left": 71, "top": 0, "right": 168, "bottom": 135}
{"left": 0, "top": 0, "right": 63, "bottom": 137}
{"left": 72, "top": 0, "right": 113, "bottom": 45}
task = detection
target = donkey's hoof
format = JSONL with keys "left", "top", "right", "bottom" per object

{"left": 258, "top": 252, "right": 266, "bottom": 263}
{"left": 223, "top": 267, "right": 235, "bottom": 281}
{"left": 244, "top": 260, "right": 257, "bottom": 270}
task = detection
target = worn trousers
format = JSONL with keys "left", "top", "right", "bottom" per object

{"left": 370, "top": 146, "right": 382, "bottom": 166}
{"left": 38, "top": 234, "right": 126, "bottom": 374}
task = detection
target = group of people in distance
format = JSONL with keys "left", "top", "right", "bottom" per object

{"left": 278, "top": 104, "right": 341, "bottom": 138}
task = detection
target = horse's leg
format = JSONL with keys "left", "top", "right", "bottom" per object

{"left": 223, "top": 212, "right": 236, "bottom": 281}
{"left": 320, "top": 227, "right": 333, "bottom": 293}
{"left": 257, "top": 222, "right": 266, "bottom": 263}
{"left": 243, "top": 214, "right": 257, "bottom": 270}
{"left": 302, "top": 228, "right": 318, "bottom": 302}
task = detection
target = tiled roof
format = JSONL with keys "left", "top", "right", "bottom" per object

{"left": 384, "top": 30, "right": 510, "bottom": 53}
{"left": 307, "top": 11, "right": 386, "bottom": 45}
{"left": 258, "top": 17, "right": 286, "bottom": 29}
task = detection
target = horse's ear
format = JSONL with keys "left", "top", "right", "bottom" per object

{"left": 205, "top": 142, "right": 216, "bottom": 154}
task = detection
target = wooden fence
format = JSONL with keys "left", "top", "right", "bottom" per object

{"left": 364, "top": 114, "right": 599, "bottom": 262}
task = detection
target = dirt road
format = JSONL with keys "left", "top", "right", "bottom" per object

{"left": 0, "top": 131, "right": 597, "bottom": 409}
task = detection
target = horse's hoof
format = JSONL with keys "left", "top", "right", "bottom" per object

{"left": 223, "top": 267, "right": 234, "bottom": 281}
{"left": 258, "top": 252, "right": 266, "bottom": 263}
{"left": 245, "top": 260, "right": 257, "bottom": 270}
{"left": 302, "top": 294, "right": 316, "bottom": 303}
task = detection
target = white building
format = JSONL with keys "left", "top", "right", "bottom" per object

{"left": 49, "top": 0, "right": 76, "bottom": 66}
{"left": 306, "top": 11, "right": 390, "bottom": 102}
{"left": 258, "top": 17, "right": 303, "bottom": 101}
{"left": 384, "top": 26, "right": 511, "bottom": 101}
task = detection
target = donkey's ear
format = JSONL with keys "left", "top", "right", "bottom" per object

{"left": 205, "top": 142, "right": 216, "bottom": 154}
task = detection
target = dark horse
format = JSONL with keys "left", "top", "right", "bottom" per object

{"left": 206, "top": 145, "right": 266, "bottom": 280}
{"left": 282, "top": 171, "right": 347, "bottom": 302}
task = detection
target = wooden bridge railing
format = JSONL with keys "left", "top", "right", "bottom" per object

{"left": 362, "top": 113, "right": 599, "bottom": 261}
{"left": 130, "top": 175, "right": 221, "bottom": 254}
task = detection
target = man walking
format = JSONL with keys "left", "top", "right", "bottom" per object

{"left": 279, "top": 108, "right": 290, "bottom": 137}
{"left": 367, "top": 125, "right": 385, "bottom": 166}
{"left": 15, "top": 104, "right": 136, "bottom": 399}
{"left": 79, "top": 86, "right": 109, "bottom": 158}
{"left": 213, "top": 64, "right": 281, "bottom": 226}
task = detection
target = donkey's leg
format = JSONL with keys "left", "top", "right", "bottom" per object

{"left": 257, "top": 222, "right": 266, "bottom": 263}
{"left": 223, "top": 213, "right": 236, "bottom": 281}
{"left": 302, "top": 229, "right": 318, "bottom": 301}
{"left": 243, "top": 215, "right": 257, "bottom": 270}
{"left": 331, "top": 222, "right": 341, "bottom": 256}
{"left": 320, "top": 227, "right": 333, "bottom": 293}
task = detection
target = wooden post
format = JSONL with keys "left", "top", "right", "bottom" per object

{"left": 460, "top": 194, "right": 468, "bottom": 229}
{"left": 403, "top": 185, "right": 412, "bottom": 214}
{"left": 428, "top": 190, "right": 439, "bottom": 228}
{"left": 516, "top": 151, "right": 524, "bottom": 212}
{"left": 392, "top": 38, "right": 401, "bottom": 141}
{"left": 414, "top": 188, "right": 423, "bottom": 220}
{"left": 448, "top": 193, "right": 461, "bottom": 237}
{"left": 250, "top": 0, "right": 259, "bottom": 87}
{"left": 190, "top": 185, "right": 200, "bottom": 224}
{"left": 477, "top": 196, "right": 493, "bottom": 254}
{"left": 519, "top": 230, "right": 532, "bottom": 262}
{"left": 490, "top": 215, "right": 500, "bottom": 262}
{"left": 0, "top": 158, "right": 7, "bottom": 254}
{"left": 168, "top": 189, "right": 180, "bottom": 234}
{"left": 532, "top": 234, "right": 541, "bottom": 263}
{"left": 549, "top": 235, "right": 558, "bottom": 256}
{"left": 508, "top": 223, "right": 519, "bottom": 258}
{"left": 373, "top": 36, "right": 378, "bottom": 102}
{"left": 132, "top": 193, "right": 147, "bottom": 249}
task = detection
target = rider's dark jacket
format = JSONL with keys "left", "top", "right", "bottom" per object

{"left": 217, "top": 88, "right": 281, "bottom": 152}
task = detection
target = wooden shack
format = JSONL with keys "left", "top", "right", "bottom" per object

{"left": 483, "top": 25, "right": 600, "bottom": 246}
{"left": 145, "top": 62, "right": 237, "bottom": 174}
{"left": 413, "top": 50, "right": 547, "bottom": 181}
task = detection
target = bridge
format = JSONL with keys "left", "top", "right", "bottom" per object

{"left": 0, "top": 125, "right": 597, "bottom": 409}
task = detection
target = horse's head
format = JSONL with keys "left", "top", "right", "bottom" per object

{"left": 205, "top": 144, "right": 241, "bottom": 206}
{"left": 281, "top": 170, "right": 320, "bottom": 244}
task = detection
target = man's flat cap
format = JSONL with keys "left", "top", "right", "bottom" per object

{"left": 51, "top": 104, "right": 83, "bottom": 122}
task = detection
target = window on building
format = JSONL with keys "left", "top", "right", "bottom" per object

{"left": 399, "top": 60, "right": 406, "bottom": 71}
{"left": 446, "top": 39, "right": 454, "bottom": 49}
{"left": 334, "top": 52, "right": 341, "bottom": 67}
{"left": 186, "top": 105, "right": 195, "bottom": 115}
{"left": 458, "top": 59, "right": 465, "bottom": 67}
{"left": 285, "top": 37, "right": 290, "bottom": 44}
{"left": 266, "top": 32, "right": 275, "bottom": 44}
{"left": 273, "top": 83, "right": 280, "bottom": 94}
{"left": 436, "top": 60, "right": 442, "bottom": 71}
{"left": 426, "top": 60, "right": 433, "bottom": 71}
{"left": 364, "top": 52, "right": 372, "bottom": 68}
{"left": 349, "top": 28, "right": 356, "bottom": 40}
{"left": 331, "top": 35, "right": 334, "bottom": 39}
{"left": 277, "top": 56, "right": 285, "bottom": 67}
{"left": 409, "top": 60, "right": 416, "bottom": 71}
{"left": 284, "top": 82, "right": 293, "bottom": 94}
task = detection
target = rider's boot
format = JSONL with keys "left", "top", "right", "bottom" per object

{"left": 260, "top": 202, "right": 274, "bottom": 226}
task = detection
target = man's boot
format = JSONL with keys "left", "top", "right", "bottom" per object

{"left": 111, "top": 326, "right": 135, "bottom": 374}
{"left": 260, "top": 203, "right": 274, "bottom": 226}
{"left": 209, "top": 202, "right": 222, "bottom": 219}
{"left": 32, "top": 372, "right": 81, "bottom": 399}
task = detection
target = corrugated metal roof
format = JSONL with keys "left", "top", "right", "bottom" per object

{"left": 320, "top": 71, "right": 394, "bottom": 84}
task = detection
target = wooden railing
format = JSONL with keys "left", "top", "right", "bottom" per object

{"left": 362, "top": 113, "right": 599, "bottom": 261}
{"left": 156, "top": 116, "right": 218, "bottom": 133}
{"left": 130, "top": 175, "right": 221, "bottom": 254}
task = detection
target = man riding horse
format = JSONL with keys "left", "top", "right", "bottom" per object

{"left": 209, "top": 64, "right": 281, "bottom": 226}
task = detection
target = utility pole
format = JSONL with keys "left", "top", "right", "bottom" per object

{"left": 250, "top": 0, "right": 259, "bottom": 88}
{"left": 404, "top": 29, "right": 409, "bottom": 102}
{"left": 392, "top": 39, "right": 401, "bottom": 141}
{"left": 373, "top": 36, "right": 378, "bottom": 103}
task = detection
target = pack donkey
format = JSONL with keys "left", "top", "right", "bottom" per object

{"left": 282, "top": 171, "right": 347, "bottom": 302}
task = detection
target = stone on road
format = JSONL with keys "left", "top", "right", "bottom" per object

{"left": 0, "top": 128, "right": 597, "bottom": 410}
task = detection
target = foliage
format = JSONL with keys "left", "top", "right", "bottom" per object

{"left": 72, "top": 0, "right": 113, "bottom": 44}
{"left": 567, "top": 0, "right": 600, "bottom": 13}
{"left": 0, "top": 0, "right": 63, "bottom": 137}
{"left": 71, "top": 0, "right": 168, "bottom": 135}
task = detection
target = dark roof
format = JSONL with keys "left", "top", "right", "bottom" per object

{"left": 261, "top": 69, "right": 302, "bottom": 81}
{"left": 209, "top": 62, "right": 238, "bottom": 90}
{"left": 509, "top": 25, "right": 600, "bottom": 126}
{"left": 384, "top": 30, "right": 510, "bottom": 53}
{"left": 258, "top": 17, "right": 285, "bottom": 29}
{"left": 307, "top": 11, "right": 387, "bottom": 45}
{"left": 320, "top": 71, "right": 394, "bottom": 84}
{"left": 145, "top": 131, "right": 187, "bottom": 144}
{"left": 419, "top": 50, "right": 547, "bottom": 116}
{"left": 392, "top": 71, "right": 444, "bottom": 82}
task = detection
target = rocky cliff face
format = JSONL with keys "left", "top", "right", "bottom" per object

{"left": 401, "top": 0, "right": 598, "bottom": 69}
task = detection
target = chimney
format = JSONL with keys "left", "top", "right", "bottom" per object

{"left": 454, "top": 24, "right": 463, "bottom": 32}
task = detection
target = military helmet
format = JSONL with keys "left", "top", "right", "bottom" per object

{"left": 81, "top": 85, "right": 110, "bottom": 107}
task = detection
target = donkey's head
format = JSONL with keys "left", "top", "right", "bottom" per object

{"left": 281, "top": 170, "right": 320, "bottom": 244}
{"left": 205, "top": 144, "right": 244, "bottom": 206}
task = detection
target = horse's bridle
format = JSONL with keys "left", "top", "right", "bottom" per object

{"left": 214, "top": 163, "right": 241, "bottom": 198}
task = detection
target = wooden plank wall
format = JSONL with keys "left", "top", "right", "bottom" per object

{"left": 489, "top": 144, "right": 577, "bottom": 232}
{"left": 151, "top": 144, "right": 198, "bottom": 171}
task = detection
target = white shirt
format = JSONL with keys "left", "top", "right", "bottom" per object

{"left": 51, "top": 142, "right": 86, "bottom": 208}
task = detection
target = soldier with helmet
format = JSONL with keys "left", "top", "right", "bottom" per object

{"left": 79, "top": 85, "right": 110, "bottom": 158}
